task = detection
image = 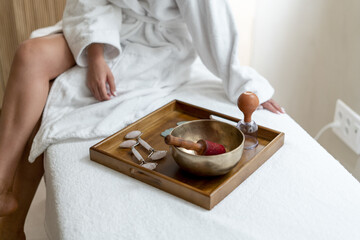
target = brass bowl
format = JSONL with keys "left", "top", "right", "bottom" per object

{"left": 169, "top": 120, "right": 244, "bottom": 176}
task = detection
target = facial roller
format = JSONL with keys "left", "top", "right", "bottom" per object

{"left": 119, "top": 140, "right": 158, "bottom": 170}
{"left": 125, "top": 131, "right": 167, "bottom": 161}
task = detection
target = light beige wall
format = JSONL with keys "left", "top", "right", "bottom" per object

{"left": 228, "top": 0, "right": 257, "bottom": 65}
{"left": 251, "top": 0, "right": 360, "bottom": 166}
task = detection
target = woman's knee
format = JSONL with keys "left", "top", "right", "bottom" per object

{"left": 14, "top": 38, "right": 47, "bottom": 68}
{"left": 13, "top": 35, "right": 74, "bottom": 79}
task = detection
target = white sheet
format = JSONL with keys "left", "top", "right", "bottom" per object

{"left": 42, "top": 76, "right": 360, "bottom": 239}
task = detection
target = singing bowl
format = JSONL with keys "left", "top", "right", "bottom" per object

{"left": 169, "top": 119, "right": 244, "bottom": 176}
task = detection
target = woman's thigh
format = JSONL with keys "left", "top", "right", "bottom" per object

{"left": 16, "top": 33, "right": 75, "bottom": 80}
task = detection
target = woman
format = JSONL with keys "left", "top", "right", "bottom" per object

{"left": 0, "top": 0, "right": 283, "bottom": 237}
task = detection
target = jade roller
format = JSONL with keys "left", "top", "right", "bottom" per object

{"left": 119, "top": 140, "right": 157, "bottom": 170}
{"left": 237, "top": 91, "right": 259, "bottom": 150}
{"left": 125, "top": 130, "right": 167, "bottom": 161}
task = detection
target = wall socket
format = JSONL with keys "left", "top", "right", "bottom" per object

{"left": 332, "top": 99, "right": 360, "bottom": 155}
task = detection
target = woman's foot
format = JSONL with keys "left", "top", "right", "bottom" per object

{"left": 0, "top": 224, "right": 25, "bottom": 240}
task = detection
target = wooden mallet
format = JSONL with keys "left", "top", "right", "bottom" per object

{"left": 165, "top": 135, "right": 226, "bottom": 156}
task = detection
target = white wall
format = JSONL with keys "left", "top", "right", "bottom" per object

{"left": 250, "top": 0, "right": 360, "bottom": 174}
{"left": 228, "top": 0, "right": 257, "bottom": 65}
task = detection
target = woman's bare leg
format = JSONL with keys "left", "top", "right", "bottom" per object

{"left": 0, "top": 109, "right": 46, "bottom": 239}
{"left": 0, "top": 33, "right": 75, "bottom": 218}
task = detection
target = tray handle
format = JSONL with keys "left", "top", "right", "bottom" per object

{"left": 130, "top": 168, "right": 162, "bottom": 186}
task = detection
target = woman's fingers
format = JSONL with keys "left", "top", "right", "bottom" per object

{"left": 89, "top": 80, "right": 113, "bottom": 101}
{"left": 261, "top": 99, "right": 285, "bottom": 114}
{"left": 269, "top": 99, "right": 284, "bottom": 113}
{"left": 107, "top": 72, "right": 116, "bottom": 96}
{"left": 262, "top": 101, "right": 278, "bottom": 113}
{"left": 92, "top": 86, "right": 102, "bottom": 101}
{"left": 86, "top": 63, "right": 116, "bottom": 101}
{"left": 98, "top": 81, "right": 110, "bottom": 101}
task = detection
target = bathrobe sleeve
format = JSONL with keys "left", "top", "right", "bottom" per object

{"left": 176, "top": 0, "right": 274, "bottom": 104}
{"left": 62, "top": 0, "right": 122, "bottom": 67}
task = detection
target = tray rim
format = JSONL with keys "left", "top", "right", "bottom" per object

{"left": 90, "top": 99, "right": 284, "bottom": 196}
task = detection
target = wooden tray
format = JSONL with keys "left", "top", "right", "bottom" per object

{"left": 90, "top": 100, "right": 284, "bottom": 210}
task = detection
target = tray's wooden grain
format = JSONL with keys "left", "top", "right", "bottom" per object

{"left": 90, "top": 100, "right": 284, "bottom": 210}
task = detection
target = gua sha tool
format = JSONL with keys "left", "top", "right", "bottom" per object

{"left": 125, "top": 130, "right": 167, "bottom": 161}
{"left": 119, "top": 140, "right": 157, "bottom": 170}
{"left": 237, "top": 91, "right": 259, "bottom": 150}
{"left": 161, "top": 121, "right": 189, "bottom": 137}
{"left": 165, "top": 135, "right": 226, "bottom": 156}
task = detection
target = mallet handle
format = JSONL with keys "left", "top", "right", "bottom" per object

{"left": 165, "top": 135, "right": 205, "bottom": 154}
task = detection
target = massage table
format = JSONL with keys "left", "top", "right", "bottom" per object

{"left": 41, "top": 76, "right": 360, "bottom": 239}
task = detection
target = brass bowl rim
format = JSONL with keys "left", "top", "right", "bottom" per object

{"left": 169, "top": 119, "right": 245, "bottom": 158}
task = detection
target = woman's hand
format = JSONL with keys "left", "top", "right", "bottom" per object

{"left": 86, "top": 43, "right": 116, "bottom": 101}
{"left": 260, "top": 99, "right": 285, "bottom": 114}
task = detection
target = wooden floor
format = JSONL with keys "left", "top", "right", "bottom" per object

{"left": 25, "top": 178, "right": 47, "bottom": 240}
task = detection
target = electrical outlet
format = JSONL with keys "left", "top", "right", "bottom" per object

{"left": 332, "top": 99, "right": 360, "bottom": 154}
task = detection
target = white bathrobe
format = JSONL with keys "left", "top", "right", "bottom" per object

{"left": 29, "top": 0, "right": 274, "bottom": 162}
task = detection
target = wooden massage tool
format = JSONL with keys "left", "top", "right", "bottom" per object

{"left": 165, "top": 135, "right": 226, "bottom": 156}
{"left": 237, "top": 91, "right": 259, "bottom": 150}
